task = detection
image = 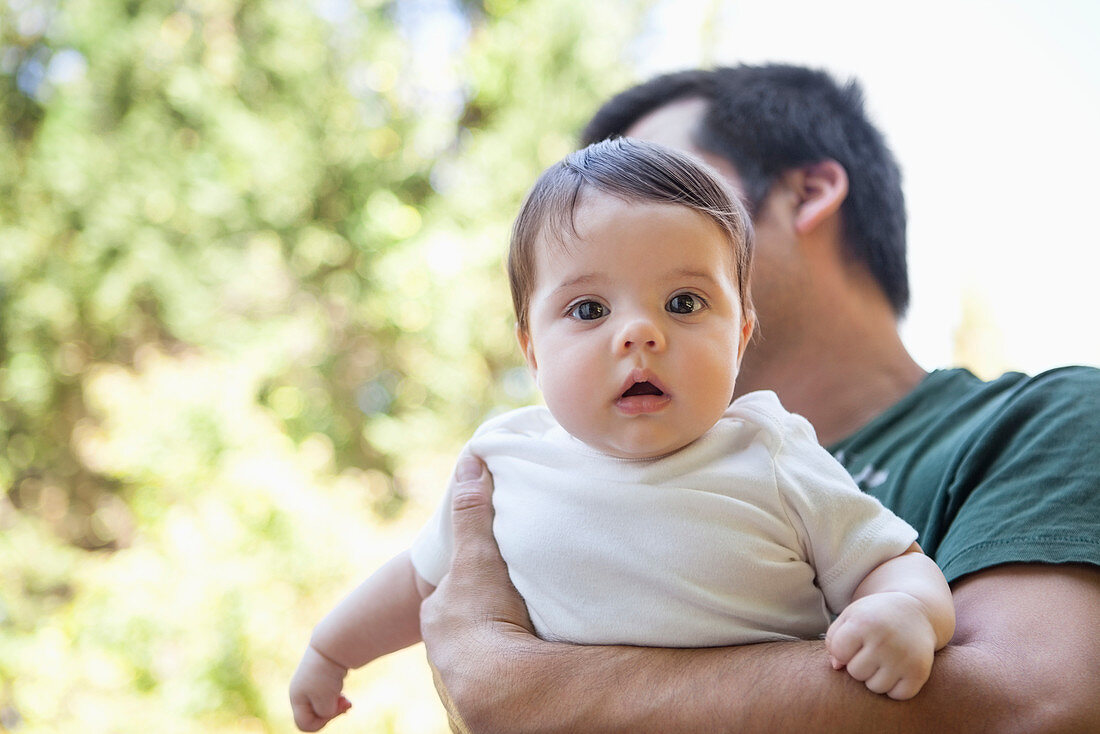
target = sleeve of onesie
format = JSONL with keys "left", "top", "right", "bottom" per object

{"left": 772, "top": 411, "right": 918, "bottom": 615}
{"left": 408, "top": 473, "right": 455, "bottom": 587}
{"left": 407, "top": 408, "right": 531, "bottom": 586}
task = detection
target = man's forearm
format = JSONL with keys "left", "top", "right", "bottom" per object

{"left": 452, "top": 632, "right": 1041, "bottom": 734}
{"left": 440, "top": 565, "right": 1100, "bottom": 734}
{"left": 449, "top": 636, "right": 980, "bottom": 734}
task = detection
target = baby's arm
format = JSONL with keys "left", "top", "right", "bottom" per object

{"left": 824, "top": 542, "right": 955, "bottom": 700}
{"left": 289, "top": 549, "right": 434, "bottom": 731}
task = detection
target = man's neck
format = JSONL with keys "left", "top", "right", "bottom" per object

{"left": 735, "top": 301, "right": 926, "bottom": 447}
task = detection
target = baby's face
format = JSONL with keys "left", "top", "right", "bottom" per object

{"left": 518, "top": 192, "right": 753, "bottom": 459}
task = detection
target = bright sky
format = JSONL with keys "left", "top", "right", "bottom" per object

{"left": 633, "top": 0, "right": 1100, "bottom": 375}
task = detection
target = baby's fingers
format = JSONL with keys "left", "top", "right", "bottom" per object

{"left": 824, "top": 616, "right": 862, "bottom": 668}
{"left": 290, "top": 692, "right": 352, "bottom": 732}
{"left": 312, "top": 691, "right": 352, "bottom": 721}
{"left": 861, "top": 665, "right": 927, "bottom": 701}
{"left": 886, "top": 675, "right": 925, "bottom": 701}
{"left": 841, "top": 644, "right": 882, "bottom": 685}
{"left": 862, "top": 664, "right": 902, "bottom": 697}
{"left": 842, "top": 645, "right": 931, "bottom": 701}
{"left": 290, "top": 694, "right": 327, "bottom": 732}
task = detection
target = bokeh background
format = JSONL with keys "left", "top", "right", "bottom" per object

{"left": 1, "top": 1, "right": 1097, "bottom": 732}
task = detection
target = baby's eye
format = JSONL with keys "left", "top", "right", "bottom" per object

{"left": 666, "top": 293, "right": 706, "bottom": 314}
{"left": 569, "top": 300, "right": 608, "bottom": 321}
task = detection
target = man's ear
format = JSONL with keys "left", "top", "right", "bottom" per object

{"left": 791, "top": 160, "right": 848, "bottom": 236}
{"left": 516, "top": 324, "right": 538, "bottom": 378}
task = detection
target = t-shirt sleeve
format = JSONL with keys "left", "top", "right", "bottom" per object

{"left": 772, "top": 411, "right": 918, "bottom": 614}
{"left": 933, "top": 367, "right": 1100, "bottom": 582}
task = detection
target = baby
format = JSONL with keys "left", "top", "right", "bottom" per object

{"left": 290, "top": 138, "right": 955, "bottom": 731}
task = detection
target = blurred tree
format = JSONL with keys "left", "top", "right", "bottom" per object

{"left": 0, "top": 0, "right": 643, "bottom": 731}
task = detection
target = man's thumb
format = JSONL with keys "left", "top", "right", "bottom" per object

{"left": 455, "top": 454, "right": 484, "bottom": 483}
{"left": 450, "top": 455, "right": 493, "bottom": 538}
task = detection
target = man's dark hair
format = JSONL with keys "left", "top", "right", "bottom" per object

{"left": 582, "top": 64, "right": 909, "bottom": 316}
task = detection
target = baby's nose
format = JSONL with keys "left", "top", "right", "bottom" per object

{"left": 617, "top": 318, "right": 666, "bottom": 352}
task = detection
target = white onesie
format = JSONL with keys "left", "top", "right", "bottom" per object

{"left": 411, "top": 390, "right": 917, "bottom": 647}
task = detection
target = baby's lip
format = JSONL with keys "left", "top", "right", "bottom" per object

{"left": 615, "top": 369, "right": 671, "bottom": 415}
{"left": 617, "top": 369, "right": 669, "bottom": 399}
{"left": 622, "top": 381, "right": 664, "bottom": 398}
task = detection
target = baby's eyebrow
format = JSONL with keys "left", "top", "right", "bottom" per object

{"left": 549, "top": 273, "right": 605, "bottom": 296}
{"left": 670, "top": 268, "right": 716, "bottom": 281}
{"left": 546, "top": 268, "right": 721, "bottom": 298}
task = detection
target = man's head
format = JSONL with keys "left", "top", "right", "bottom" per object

{"left": 582, "top": 64, "right": 909, "bottom": 316}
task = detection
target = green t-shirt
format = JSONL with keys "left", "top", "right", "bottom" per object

{"left": 828, "top": 367, "right": 1100, "bottom": 583}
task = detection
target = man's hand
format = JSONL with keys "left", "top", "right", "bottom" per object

{"left": 418, "top": 454, "right": 535, "bottom": 730}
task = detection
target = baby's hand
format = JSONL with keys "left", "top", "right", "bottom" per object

{"left": 289, "top": 645, "right": 354, "bottom": 731}
{"left": 824, "top": 591, "right": 938, "bottom": 700}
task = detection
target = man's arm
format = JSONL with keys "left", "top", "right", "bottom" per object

{"left": 419, "top": 457, "right": 1100, "bottom": 734}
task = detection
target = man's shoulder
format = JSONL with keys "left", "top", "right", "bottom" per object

{"left": 982, "top": 365, "right": 1100, "bottom": 439}
{"left": 929, "top": 365, "right": 1100, "bottom": 421}
{"left": 1006, "top": 364, "right": 1100, "bottom": 394}
{"left": 929, "top": 364, "right": 1098, "bottom": 397}
{"left": 831, "top": 365, "right": 1100, "bottom": 497}
{"left": 846, "top": 365, "right": 1099, "bottom": 444}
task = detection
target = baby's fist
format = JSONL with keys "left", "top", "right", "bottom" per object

{"left": 289, "top": 646, "right": 353, "bottom": 731}
{"left": 825, "top": 592, "right": 936, "bottom": 700}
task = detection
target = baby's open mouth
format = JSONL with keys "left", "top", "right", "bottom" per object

{"left": 622, "top": 381, "right": 664, "bottom": 398}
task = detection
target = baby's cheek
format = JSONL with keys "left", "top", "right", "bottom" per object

{"left": 547, "top": 387, "right": 596, "bottom": 435}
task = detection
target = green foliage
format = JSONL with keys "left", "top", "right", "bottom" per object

{"left": 0, "top": 0, "right": 643, "bottom": 730}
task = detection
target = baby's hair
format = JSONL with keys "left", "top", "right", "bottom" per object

{"left": 508, "top": 137, "right": 754, "bottom": 333}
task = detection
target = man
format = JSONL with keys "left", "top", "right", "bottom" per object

{"left": 420, "top": 65, "right": 1100, "bottom": 733}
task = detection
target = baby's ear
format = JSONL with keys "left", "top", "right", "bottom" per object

{"left": 738, "top": 309, "right": 756, "bottom": 364}
{"left": 516, "top": 324, "right": 538, "bottom": 376}
{"left": 728, "top": 310, "right": 755, "bottom": 380}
